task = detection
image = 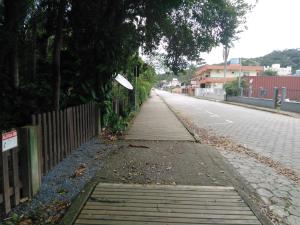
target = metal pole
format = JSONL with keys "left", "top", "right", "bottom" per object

{"left": 135, "top": 66, "right": 138, "bottom": 110}
{"left": 238, "top": 57, "right": 242, "bottom": 88}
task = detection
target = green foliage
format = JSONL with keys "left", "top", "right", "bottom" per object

{"left": 0, "top": 0, "right": 250, "bottom": 130}
{"left": 242, "top": 49, "right": 300, "bottom": 73}
{"left": 263, "top": 69, "right": 277, "bottom": 76}
{"left": 103, "top": 100, "right": 127, "bottom": 135}
{"left": 224, "top": 78, "right": 248, "bottom": 96}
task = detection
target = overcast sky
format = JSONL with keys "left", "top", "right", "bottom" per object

{"left": 203, "top": 0, "right": 300, "bottom": 64}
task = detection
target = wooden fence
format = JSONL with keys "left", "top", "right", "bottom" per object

{"left": 0, "top": 102, "right": 99, "bottom": 214}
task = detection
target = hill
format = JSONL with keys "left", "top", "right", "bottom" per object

{"left": 242, "top": 49, "right": 300, "bottom": 73}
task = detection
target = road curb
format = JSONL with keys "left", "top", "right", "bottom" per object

{"left": 157, "top": 94, "right": 199, "bottom": 143}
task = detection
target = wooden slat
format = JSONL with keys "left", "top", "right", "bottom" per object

{"left": 75, "top": 220, "right": 256, "bottom": 225}
{"left": 82, "top": 204, "right": 253, "bottom": 214}
{"left": 12, "top": 148, "right": 20, "bottom": 205}
{"left": 64, "top": 109, "right": 68, "bottom": 156}
{"left": 76, "top": 106, "right": 80, "bottom": 148}
{"left": 91, "top": 191, "right": 240, "bottom": 198}
{"left": 85, "top": 202, "right": 249, "bottom": 211}
{"left": 1, "top": 151, "right": 11, "bottom": 213}
{"left": 77, "top": 214, "right": 261, "bottom": 225}
{"left": 79, "top": 209, "right": 257, "bottom": 220}
{"left": 43, "top": 113, "right": 49, "bottom": 173}
{"left": 60, "top": 110, "right": 64, "bottom": 159}
{"left": 48, "top": 112, "right": 54, "bottom": 169}
{"left": 56, "top": 110, "right": 61, "bottom": 162}
{"left": 37, "top": 114, "right": 43, "bottom": 177}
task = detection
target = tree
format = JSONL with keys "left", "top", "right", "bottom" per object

{"left": 0, "top": 0, "right": 251, "bottom": 129}
{"left": 263, "top": 69, "right": 277, "bottom": 76}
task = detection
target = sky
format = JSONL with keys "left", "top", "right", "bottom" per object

{"left": 203, "top": 0, "right": 300, "bottom": 64}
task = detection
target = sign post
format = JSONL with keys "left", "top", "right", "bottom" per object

{"left": 2, "top": 130, "right": 18, "bottom": 152}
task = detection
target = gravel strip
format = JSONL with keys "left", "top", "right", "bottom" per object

{"left": 7, "top": 138, "right": 113, "bottom": 224}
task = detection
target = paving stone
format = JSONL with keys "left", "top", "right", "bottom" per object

{"left": 287, "top": 215, "right": 300, "bottom": 225}
{"left": 269, "top": 205, "right": 289, "bottom": 218}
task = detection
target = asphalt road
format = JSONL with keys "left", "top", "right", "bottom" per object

{"left": 156, "top": 90, "right": 300, "bottom": 175}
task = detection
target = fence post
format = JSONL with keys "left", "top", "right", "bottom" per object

{"left": 282, "top": 87, "right": 287, "bottom": 103}
{"left": 19, "top": 126, "right": 42, "bottom": 198}
{"left": 273, "top": 87, "right": 279, "bottom": 109}
{"left": 96, "top": 103, "right": 101, "bottom": 136}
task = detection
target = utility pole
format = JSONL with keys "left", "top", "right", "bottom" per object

{"left": 223, "top": 45, "right": 230, "bottom": 88}
{"left": 238, "top": 57, "right": 242, "bottom": 88}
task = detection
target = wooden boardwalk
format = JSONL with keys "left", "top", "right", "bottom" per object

{"left": 74, "top": 183, "right": 261, "bottom": 225}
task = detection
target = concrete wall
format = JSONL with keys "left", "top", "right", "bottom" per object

{"left": 227, "top": 96, "right": 275, "bottom": 109}
{"left": 281, "top": 101, "right": 300, "bottom": 113}
{"left": 195, "top": 88, "right": 225, "bottom": 101}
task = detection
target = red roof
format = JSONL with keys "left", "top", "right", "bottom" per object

{"left": 195, "top": 65, "right": 264, "bottom": 77}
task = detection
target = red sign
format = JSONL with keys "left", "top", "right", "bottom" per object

{"left": 2, "top": 130, "right": 18, "bottom": 152}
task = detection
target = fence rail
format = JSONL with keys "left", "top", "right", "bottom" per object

{"left": 1, "top": 102, "right": 99, "bottom": 214}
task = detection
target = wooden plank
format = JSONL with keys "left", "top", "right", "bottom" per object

{"left": 68, "top": 107, "right": 74, "bottom": 153}
{"left": 37, "top": 114, "right": 43, "bottom": 178}
{"left": 88, "top": 197, "right": 246, "bottom": 207}
{"left": 74, "top": 221, "right": 239, "bottom": 225}
{"left": 1, "top": 150, "right": 11, "bottom": 213}
{"left": 96, "top": 183, "right": 234, "bottom": 191}
{"left": 84, "top": 104, "right": 88, "bottom": 142}
{"left": 12, "top": 147, "right": 20, "bottom": 206}
{"left": 87, "top": 103, "right": 91, "bottom": 139}
{"left": 90, "top": 195, "right": 244, "bottom": 203}
{"left": 80, "top": 105, "right": 84, "bottom": 144}
{"left": 85, "top": 202, "right": 249, "bottom": 211}
{"left": 48, "top": 112, "right": 54, "bottom": 169}
{"left": 76, "top": 106, "right": 80, "bottom": 148}
{"left": 77, "top": 214, "right": 261, "bottom": 224}
{"left": 64, "top": 109, "right": 68, "bottom": 156}
{"left": 56, "top": 110, "right": 61, "bottom": 163}
{"left": 92, "top": 190, "right": 240, "bottom": 196}
{"left": 79, "top": 209, "right": 257, "bottom": 220}
{"left": 60, "top": 110, "right": 65, "bottom": 159}
{"left": 42, "top": 113, "right": 49, "bottom": 173}
{"left": 82, "top": 205, "right": 254, "bottom": 215}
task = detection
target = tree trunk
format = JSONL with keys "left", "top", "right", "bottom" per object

{"left": 32, "top": 14, "right": 37, "bottom": 79}
{"left": 52, "top": 0, "right": 65, "bottom": 110}
{"left": 3, "top": 0, "right": 21, "bottom": 89}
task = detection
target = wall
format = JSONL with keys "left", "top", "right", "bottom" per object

{"left": 195, "top": 88, "right": 225, "bottom": 101}
{"left": 281, "top": 101, "right": 300, "bottom": 113}
{"left": 227, "top": 96, "right": 275, "bottom": 109}
{"left": 245, "top": 76, "right": 300, "bottom": 100}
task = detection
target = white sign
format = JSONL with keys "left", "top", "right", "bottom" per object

{"left": 191, "top": 81, "right": 197, "bottom": 85}
{"left": 2, "top": 130, "right": 18, "bottom": 152}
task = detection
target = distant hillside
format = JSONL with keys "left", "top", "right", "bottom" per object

{"left": 242, "top": 49, "right": 300, "bottom": 73}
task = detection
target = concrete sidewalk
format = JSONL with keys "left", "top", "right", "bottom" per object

{"left": 125, "top": 92, "right": 194, "bottom": 141}
{"left": 61, "top": 92, "right": 266, "bottom": 225}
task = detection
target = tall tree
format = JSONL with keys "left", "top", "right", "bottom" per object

{"left": 52, "top": 0, "right": 66, "bottom": 110}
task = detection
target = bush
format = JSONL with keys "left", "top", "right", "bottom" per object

{"left": 224, "top": 78, "right": 248, "bottom": 96}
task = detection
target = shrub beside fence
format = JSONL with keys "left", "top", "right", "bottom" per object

{"left": 0, "top": 102, "right": 100, "bottom": 214}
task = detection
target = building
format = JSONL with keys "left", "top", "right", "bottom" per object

{"left": 192, "top": 64, "right": 264, "bottom": 88}
{"left": 264, "top": 64, "right": 292, "bottom": 76}
{"left": 170, "top": 78, "right": 180, "bottom": 87}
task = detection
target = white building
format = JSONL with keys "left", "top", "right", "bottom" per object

{"left": 264, "top": 64, "right": 292, "bottom": 76}
{"left": 170, "top": 78, "right": 180, "bottom": 87}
